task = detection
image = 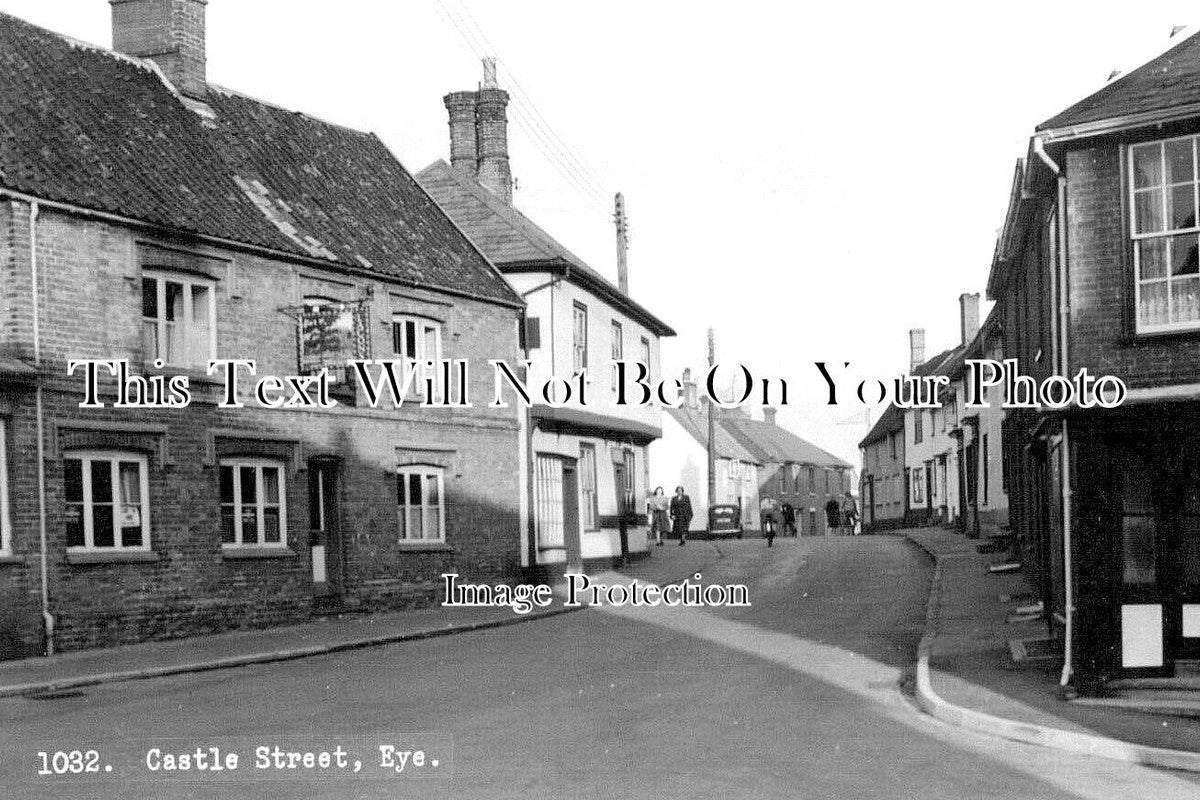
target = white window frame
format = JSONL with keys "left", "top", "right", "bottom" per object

{"left": 1129, "top": 134, "right": 1200, "bottom": 333}
{"left": 610, "top": 320, "right": 623, "bottom": 393}
{"left": 63, "top": 450, "right": 151, "bottom": 553}
{"left": 392, "top": 314, "right": 443, "bottom": 400}
{"left": 220, "top": 458, "right": 288, "bottom": 548}
{"left": 572, "top": 303, "right": 588, "bottom": 374}
{"left": 397, "top": 465, "right": 447, "bottom": 542}
{"left": 142, "top": 271, "right": 217, "bottom": 367}
{"left": 0, "top": 424, "right": 10, "bottom": 555}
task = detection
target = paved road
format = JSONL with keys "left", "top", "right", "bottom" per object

{"left": 2, "top": 537, "right": 1197, "bottom": 799}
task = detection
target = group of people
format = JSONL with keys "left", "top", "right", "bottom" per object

{"left": 646, "top": 485, "right": 860, "bottom": 546}
{"left": 646, "top": 486, "right": 693, "bottom": 546}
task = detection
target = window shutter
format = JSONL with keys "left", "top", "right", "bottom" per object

{"left": 524, "top": 316, "right": 542, "bottom": 350}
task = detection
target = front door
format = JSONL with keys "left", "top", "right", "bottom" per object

{"left": 308, "top": 461, "right": 342, "bottom": 599}
{"left": 562, "top": 462, "right": 581, "bottom": 571}
{"left": 1170, "top": 458, "right": 1200, "bottom": 661}
{"left": 1115, "top": 447, "right": 1171, "bottom": 677}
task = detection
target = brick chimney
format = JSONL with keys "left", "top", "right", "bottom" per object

{"left": 475, "top": 80, "right": 512, "bottom": 204}
{"left": 763, "top": 407, "right": 778, "bottom": 426}
{"left": 111, "top": 0, "right": 208, "bottom": 98}
{"left": 444, "top": 91, "right": 479, "bottom": 178}
{"left": 959, "top": 292, "right": 980, "bottom": 346}
{"left": 909, "top": 328, "right": 926, "bottom": 372}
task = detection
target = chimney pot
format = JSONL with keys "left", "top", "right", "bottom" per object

{"left": 909, "top": 328, "right": 926, "bottom": 372}
{"left": 111, "top": 0, "right": 208, "bottom": 98}
{"left": 763, "top": 407, "right": 778, "bottom": 426}
{"left": 959, "top": 292, "right": 980, "bottom": 346}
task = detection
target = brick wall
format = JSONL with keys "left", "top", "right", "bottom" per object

{"left": 0, "top": 204, "right": 525, "bottom": 655}
{"left": 1065, "top": 140, "right": 1200, "bottom": 387}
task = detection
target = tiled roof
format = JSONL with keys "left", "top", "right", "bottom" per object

{"left": 1039, "top": 30, "right": 1200, "bottom": 132}
{"left": 0, "top": 12, "right": 520, "bottom": 306}
{"left": 666, "top": 406, "right": 762, "bottom": 464}
{"left": 859, "top": 344, "right": 965, "bottom": 447}
{"left": 860, "top": 404, "right": 903, "bottom": 448}
{"left": 722, "top": 416, "right": 852, "bottom": 470}
{"left": 417, "top": 159, "right": 675, "bottom": 336}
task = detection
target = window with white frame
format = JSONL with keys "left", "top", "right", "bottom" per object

{"left": 0, "top": 424, "right": 10, "bottom": 555}
{"left": 610, "top": 320, "right": 623, "bottom": 392}
{"left": 64, "top": 452, "right": 150, "bottom": 551}
{"left": 572, "top": 303, "right": 588, "bottom": 374}
{"left": 142, "top": 272, "right": 215, "bottom": 367}
{"left": 640, "top": 336, "right": 651, "bottom": 382}
{"left": 220, "top": 460, "right": 287, "bottom": 547}
{"left": 1130, "top": 136, "right": 1200, "bottom": 331}
{"left": 579, "top": 445, "right": 599, "bottom": 530}
{"left": 392, "top": 315, "right": 442, "bottom": 399}
{"left": 397, "top": 465, "right": 445, "bottom": 542}
{"left": 911, "top": 468, "right": 925, "bottom": 505}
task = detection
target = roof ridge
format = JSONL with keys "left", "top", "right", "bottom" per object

{"left": 207, "top": 84, "right": 378, "bottom": 139}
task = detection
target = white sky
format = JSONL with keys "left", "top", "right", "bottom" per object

{"left": 2, "top": 0, "right": 1195, "bottom": 467}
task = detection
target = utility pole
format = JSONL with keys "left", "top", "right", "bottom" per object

{"left": 614, "top": 193, "right": 629, "bottom": 295}
{"left": 707, "top": 328, "right": 717, "bottom": 517}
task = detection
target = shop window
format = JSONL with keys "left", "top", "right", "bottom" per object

{"left": 1130, "top": 136, "right": 1200, "bottom": 331}
{"left": 534, "top": 456, "right": 565, "bottom": 548}
{"left": 579, "top": 445, "right": 599, "bottom": 530}
{"left": 142, "top": 272, "right": 215, "bottom": 367}
{"left": 220, "top": 459, "right": 287, "bottom": 547}
{"left": 396, "top": 465, "right": 446, "bottom": 542}
{"left": 1120, "top": 457, "right": 1157, "bottom": 586}
{"left": 64, "top": 452, "right": 150, "bottom": 552}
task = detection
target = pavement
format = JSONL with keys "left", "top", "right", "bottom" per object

{"left": 11, "top": 536, "right": 1199, "bottom": 799}
{"left": 908, "top": 526, "right": 1200, "bottom": 770}
{"left": 0, "top": 540, "right": 723, "bottom": 699}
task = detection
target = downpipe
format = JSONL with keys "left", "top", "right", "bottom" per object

{"left": 28, "top": 201, "right": 55, "bottom": 655}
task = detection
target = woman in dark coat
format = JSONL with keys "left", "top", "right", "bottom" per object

{"left": 669, "top": 486, "right": 693, "bottom": 546}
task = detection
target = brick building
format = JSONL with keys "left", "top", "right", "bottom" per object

{"left": 417, "top": 65, "right": 675, "bottom": 572}
{"left": 0, "top": 5, "right": 526, "bottom": 657}
{"left": 720, "top": 408, "right": 853, "bottom": 536}
{"left": 992, "top": 28, "right": 1200, "bottom": 689}
{"left": 858, "top": 405, "right": 906, "bottom": 532}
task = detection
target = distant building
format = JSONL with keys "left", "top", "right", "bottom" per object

{"left": 859, "top": 405, "right": 906, "bottom": 532}
{"left": 654, "top": 380, "right": 762, "bottom": 533}
{"left": 723, "top": 408, "right": 854, "bottom": 536}
{"left": 417, "top": 66, "right": 675, "bottom": 572}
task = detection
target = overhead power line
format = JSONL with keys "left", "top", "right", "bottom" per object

{"left": 433, "top": 0, "right": 613, "bottom": 215}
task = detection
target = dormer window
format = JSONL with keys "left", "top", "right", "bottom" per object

{"left": 142, "top": 272, "right": 216, "bottom": 367}
{"left": 1130, "top": 136, "right": 1200, "bottom": 332}
{"left": 392, "top": 315, "right": 442, "bottom": 400}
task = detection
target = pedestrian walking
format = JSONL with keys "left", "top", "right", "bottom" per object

{"left": 669, "top": 486, "right": 693, "bottom": 546}
{"left": 781, "top": 502, "right": 797, "bottom": 537}
{"left": 841, "top": 492, "right": 860, "bottom": 536}
{"left": 760, "top": 496, "right": 779, "bottom": 547}
{"left": 825, "top": 497, "right": 841, "bottom": 535}
{"left": 647, "top": 486, "right": 670, "bottom": 547}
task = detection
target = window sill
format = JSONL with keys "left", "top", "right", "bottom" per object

{"left": 395, "top": 541, "right": 453, "bottom": 552}
{"left": 221, "top": 546, "right": 296, "bottom": 560}
{"left": 0, "top": 554, "right": 25, "bottom": 566}
{"left": 67, "top": 551, "right": 160, "bottom": 565}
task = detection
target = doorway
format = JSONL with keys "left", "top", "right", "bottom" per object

{"left": 562, "top": 461, "right": 581, "bottom": 571}
{"left": 308, "top": 460, "right": 342, "bottom": 600}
